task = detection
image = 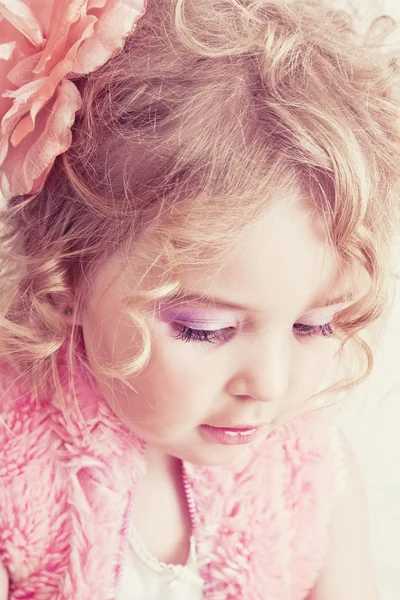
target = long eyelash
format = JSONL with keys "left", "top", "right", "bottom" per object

{"left": 172, "top": 325, "right": 234, "bottom": 344}
{"left": 294, "top": 322, "right": 334, "bottom": 337}
{"left": 172, "top": 322, "right": 335, "bottom": 344}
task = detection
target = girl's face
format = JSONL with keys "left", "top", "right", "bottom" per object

{"left": 79, "top": 199, "right": 350, "bottom": 466}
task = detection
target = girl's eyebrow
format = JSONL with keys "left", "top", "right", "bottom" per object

{"left": 164, "top": 290, "right": 353, "bottom": 312}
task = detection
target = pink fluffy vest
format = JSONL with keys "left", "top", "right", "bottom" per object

{"left": 0, "top": 334, "right": 345, "bottom": 600}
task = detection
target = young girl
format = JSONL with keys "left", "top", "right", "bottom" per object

{"left": 0, "top": 0, "right": 399, "bottom": 598}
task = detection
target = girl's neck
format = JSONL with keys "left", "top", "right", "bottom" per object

{"left": 131, "top": 444, "right": 192, "bottom": 565}
{"left": 143, "top": 444, "right": 183, "bottom": 480}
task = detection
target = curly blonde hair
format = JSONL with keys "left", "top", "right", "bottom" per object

{"left": 0, "top": 0, "right": 399, "bottom": 405}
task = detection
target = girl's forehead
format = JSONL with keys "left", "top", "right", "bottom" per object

{"left": 187, "top": 214, "right": 364, "bottom": 309}
{"left": 187, "top": 203, "right": 335, "bottom": 269}
{"left": 146, "top": 208, "right": 356, "bottom": 312}
{"left": 105, "top": 198, "right": 362, "bottom": 313}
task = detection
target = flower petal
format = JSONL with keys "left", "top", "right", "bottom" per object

{"left": 0, "top": 79, "right": 82, "bottom": 200}
{"left": 0, "top": 130, "right": 9, "bottom": 165}
{"left": 5, "top": 51, "right": 41, "bottom": 87}
{"left": 33, "top": 0, "right": 87, "bottom": 75}
{"left": 35, "top": 13, "right": 97, "bottom": 76}
{"left": 0, "top": 0, "right": 148, "bottom": 201}
{"left": 74, "top": 0, "right": 147, "bottom": 74}
{"left": 0, "top": 41, "right": 15, "bottom": 61}
{"left": 0, "top": 0, "right": 45, "bottom": 46}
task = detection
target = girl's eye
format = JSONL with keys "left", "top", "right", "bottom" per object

{"left": 293, "top": 322, "right": 335, "bottom": 338}
{"left": 171, "top": 321, "right": 335, "bottom": 344}
{"left": 172, "top": 324, "right": 236, "bottom": 344}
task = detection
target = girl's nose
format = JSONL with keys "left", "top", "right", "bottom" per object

{"left": 227, "top": 332, "right": 290, "bottom": 404}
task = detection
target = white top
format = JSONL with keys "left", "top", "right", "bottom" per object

{"left": 118, "top": 528, "right": 205, "bottom": 600}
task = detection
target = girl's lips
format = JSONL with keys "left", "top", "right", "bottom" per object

{"left": 200, "top": 423, "right": 263, "bottom": 445}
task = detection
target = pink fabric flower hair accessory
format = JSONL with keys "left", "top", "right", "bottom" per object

{"left": 0, "top": 0, "right": 147, "bottom": 205}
